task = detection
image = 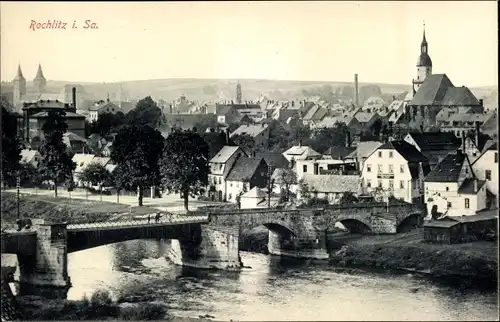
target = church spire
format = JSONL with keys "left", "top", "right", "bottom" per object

{"left": 35, "top": 63, "right": 45, "bottom": 79}
{"left": 421, "top": 21, "right": 428, "bottom": 53}
{"left": 16, "top": 64, "right": 24, "bottom": 78}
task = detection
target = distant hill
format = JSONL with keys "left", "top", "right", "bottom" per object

{"left": 1, "top": 78, "right": 497, "bottom": 104}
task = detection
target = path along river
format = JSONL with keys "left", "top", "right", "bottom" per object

{"left": 10, "top": 240, "right": 499, "bottom": 321}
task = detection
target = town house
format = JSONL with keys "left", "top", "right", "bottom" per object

{"left": 361, "top": 140, "right": 430, "bottom": 203}
{"left": 208, "top": 146, "right": 246, "bottom": 201}
{"left": 403, "top": 131, "right": 460, "bottom": 169}
{"left": 230, "top": 124, "right": 270, "bottom": 149}
{"left": 88, "top": 100, "right": 120, "bottom": 122}
{"left": 298, "top": 174, "right": 360, "bottom": 204}
{"left": 20, "top": 148, "right": 41, "bottom": 168}
{"left": 424, "top": 149, "right": 487, "bottom": 217}
{"left": 225, "top": 157, "right": 269, "bottom": 203}
{"left": 215, "top": 105, "right": 242, "bottom": 125}
{"left": 471, "top": 140, "right": 498, "bottom": 207}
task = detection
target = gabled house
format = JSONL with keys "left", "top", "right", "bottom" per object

{"left": 355, "top": 141, "right": 384, "bottom": 172}
{"left": 230, "top": 124, "right": 270, "bottom": 148}
{"left": 298, "top": 174, "right": 360, "bottom": 204}
{"left": 472, "top": 141, "right": 498, "bottom": 207}
{"left": 302, "top": 105, "right": 328, "bottom": 126}
{"left": 208, "top": 146, "right": 246, "bottom": 201}
{"left": 403, "top": 131, "right": 460, "bottom": 169}
{"left": 361, "top": 140, "right": 430, "bottom": 204}
{"left": 88, "top": 101, "right": 120, "bottom": 122}
{"left": 216, "top": 105, "right": 242, "bottom": 125}
{"left": 463, "top": 129, "right": 493, "bottom": 164}
{"left": 282, "top": 143, "right": 322, "bottom": 162}
{"left": 255, "top": 152, "right": 290, "bottom": 169}
{"left": 355, "top": 111, "right": 381, "bottom": 133}
{"left": 72, "top": 153, "right": 96, "bottom": 186}
{"left": 424, "top": 150, "right": 487, "bottom": 217}
{"left": 225, "top": 157, "right": 269, "bottom": 203}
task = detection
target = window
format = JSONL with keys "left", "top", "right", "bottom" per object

{"left": 486, "top": 170, "right": 492, "bottom": 181}
{"left": 230, "top": 183, "right": 233, "bottom": 187}
{"left": 389, "top": 180, "right": 394, "bottom": 189}
{"left": 378, "top": 180, "right": 382, "bottom": 188}
{"left": 400, "top": 180, "right": 404, "bottom": 189}
{"left": 465, "top": 198, "right": 470, "bottom": 209}
{"left": 367, "top": 164, "right": 372, "bottom": 172}
{"left": 389, "top": 151, "right": 393, "bottom": 158}
{"left": 303, "top": 165, "right": 308, "bottom": 173}
{"left": 377, "top": 165, "right": 383, "bottom": 173}
{"left": 389, "top": 165, "right": 394, "bottom": 173}
{"left": 366, "top": 180, "right": 372, "bottom": 188}
{"left": 400, "top": 165, "right": 404, "bottom": 173}
{"left": 495, "top": 153, "right": 498, "bottom": 163}
{"left": 447, "top": 202, "right": 452, "bottom": 208}
{"left": 228, "top": 193, "right": 232, "bottom": 200}
{"left": 218, "top": 177, "right": 221, "bottom": 184}
{"left": 378, "top": 151, "right": 382, "bottom": 158}
{"left": 446, "top": 186, "right": 449, "bottom": 192}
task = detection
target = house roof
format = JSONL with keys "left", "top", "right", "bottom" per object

{"left": 164, "top": 114, "right": 215, "bottom": 131}
{"left": 23, "top": 100, "right": 69, "bottom": 109}
{"left": 424, "top": 151, "right": 468, "bottom": 182}
{"left": 72, "top": 153, "right": 96, "bottom": 172}
{"left": 324, "top": 146, "right": 357, "bottom": 159}
{"left": 458, "top": 178, "right": 487, "bottom": 194}
{"left": 91, "top": 157, "right": 111, "bottom": 166}
{"left": 301, "top": 174, "right": 360, "bottom": 193}
{"left": 283, "top": 146, "right": 321, "bottom": 160}
{"left": 255, "top": 152, "right": 290, "bottom": 169}
{"left": 89, "top": 101, "right": 119, "bottom": 112}
{"left": 444, "top": 210, "right": 498, "bottom": 223}
{"left": 441, "top": 87, "right": 481, "bottom": 106}
{"left": 423, "top": 220, "right": 460, "bottom": 228}
{"left": 210, "top": 146, "right": 241, "bottom": 163}
{"left": 377, "top": 140, "right": 428, "bottom": 162}
{"left": 63, "top": 132, "right": 87, "bottom": 142}
{"left": 226, "top": 157, "right": 266, "bottom": 182}
{"left": 356, "top": 141, "right": 383, "bottom": 160}
{"left": 409, "top": 74, "right": 454, "bottom": 106}
{"left": 242, "top": 186, "right": 267, "bottom": 199}
{"left": 20, "top": 149, "right": 39, "bottom": 164}
{"left": 230, "top": 124, "right": 268, "bottom": 138}
{"left": 406, "top": 132, "right": 460, "bottom": 151}
{"left": 355, "top": 112, "right": 376, "bottom": 123}
{"left": 215, "top": 105, "right": 234, "bottom": 115}
{"left": 303, "top": 105, "right": 328, "bottom": 121}
{"left": 31, "top": 111, "right": 85, "bottom": 118}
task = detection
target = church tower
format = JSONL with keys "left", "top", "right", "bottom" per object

{"left": 236, "top": 81, "right": 242, "bottom": 104}
{"left": 412, "top": 23, "right": 432, "bottom": 94}
{"left": 13, "top": 64, "right": 26, "bottom": 105}
{"left": 33, "top": 64, "right": 47, "bottom": 94}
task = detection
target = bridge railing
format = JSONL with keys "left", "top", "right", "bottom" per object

{"left": 67, "top": 215, "right": 209, "bottom": 230}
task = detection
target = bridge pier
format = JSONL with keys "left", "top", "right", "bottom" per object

{"left": 16, "top": 222, "right": 71, "bottom": 293}
{"left": 167, "top": 226, "right": 242, "bottom": 270}
{"left": 268, "top": 229, "right": 329, "bottom": 260}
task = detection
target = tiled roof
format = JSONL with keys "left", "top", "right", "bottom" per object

{"left": 226, "top": 157, "right": 266, "bottom": 182}
{"left": 164, "top": 114, "right": 215, "bottom": 131}
{"left": 210, "top": 146, "right": 241, "bottom": 163}
{"left": 24, "top": 100, "right": 68, "bottom": 109}
{"left": 255, "top": 152, "right": 290, "bottom": 169}
{"left": 356, "top": 141, "right": 383, "bottom": 160}
{"left": 242, "top": 186, "right": 267, "bottom": 198}
{"left": 424, "top": 151, "right": 467, "bottom": 182}
{"left": 31, "top": 111, "right": 84, "bottom": 118}
{"left": 458, "top": 178, "right": 487, "bottom": 194}
{"left": 91, "top": 157, "right": 111, "bottom": 166}
{"left": 354, "top": 112, "right": 376, "bottom": 123}
{"left": 378, "top": 140, "right": 428, "bottom": 162}
{"left": 303, "top": 106, "right": 328, "bottom": 121}
{"left": 283, "top": 146, "right": 321, "bottom": 160}
{"left": 325, "top": 146, "right": 357, "bottom": 159}
{"left": 423, "top": 220, "right": 460, "bottom": 228}
{"left": 409, "top": 74, "right": 454, "bottom": 106}
{"left": 72, "top": 153, "right": 96, "bottom": 172}
{"left": 441, "top": 87, "right": 481, "bottom": 106}
{"left": 89, "top": 101, "right": 119, "bottom": 112}
{"left": 301, "top": 174, "right": 360, "bottom": 193}
{"left": 406, "top": 132, "right": 460, "bottom": 151}
{"left": 215, "top": 105, "right": 233, "bottom": 115}
{"left": 20, "top": 149, "right": 39, "bottom": 164}
{"left": 230, "top": 124, "right": 268, "bottom": 138}
{"left": 64, "top": 132, "right": 87, "bottom": 142}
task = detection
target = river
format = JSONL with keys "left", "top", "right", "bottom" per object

{"left": 12, "top": 240, "right": 500, "bottom": 321}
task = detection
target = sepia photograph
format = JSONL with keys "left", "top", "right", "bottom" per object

{"left": 0, "top": 1, "right": 498, "bottom": 321}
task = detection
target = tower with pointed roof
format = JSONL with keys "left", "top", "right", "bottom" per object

{"left": 412, "top": 23, "right": 433, "bottom": 95}
{"left": 33, "top": 64, "right": 47, "bottom": 94}
{"left": 13, "top": 64, "right": 26, "bottom": 105}
{"left": 236, "top": 81, "right": 242, "bottom": 104}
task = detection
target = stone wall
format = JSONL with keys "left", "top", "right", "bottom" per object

{"left": 370, "top": 214, "right": 397, "bottom": 234}
{"left": 168, "top": 226, "right": 242, "bottom": 270}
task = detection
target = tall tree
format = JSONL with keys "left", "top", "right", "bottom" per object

{"left": 309, "top": 122, "right": 349, "bottom": 153}
{"left": 1, "top": 106, "right": 21, "bottom": 187}
{"left": 90, "top": 112, "right": 127, "bottom": 136}
{"left": 160, "top": 128, "right": 209, "bottom": 210}
{"left": 232, "top": 133, "right": 256, "bottom": 155}
{"left": 37, "top": 110, "right": 76, "bottom": 197}
{"left": 78, "top": 162, "right": 111, "bottom": 201}
{"left": 127, "top": 96, "right": 162, "bottom": 128}
{"left": 275, "top": 168, "right": 298, "bottom": 202}
{"left": 111, "top": 124, "right": 164, "bottom": 206}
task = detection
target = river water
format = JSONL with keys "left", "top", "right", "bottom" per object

{"left": 17, "top": 240, "right": 500, "bottom": 321}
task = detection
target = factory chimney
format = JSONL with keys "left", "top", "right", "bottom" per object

{"left": 72, "top": 87, "right": 77, "bottom": 111}
{"left": 354, "top": 74, "right": 359, "bottom": 107}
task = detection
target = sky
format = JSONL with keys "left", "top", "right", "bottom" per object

{"left": 0, "top": 1, "right": 497, "bottom": 87}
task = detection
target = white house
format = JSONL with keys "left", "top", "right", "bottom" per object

{"left": 424, "top": 149, "right": 488, "bottom": 217}
{"left": 225, "top": 157, "right": 268, "bottom": 203}
{"left": 20, "top": 149, "right": 41, "bottom": 168}
{"left": 295, "top": 158, "right": 356, "bottom": 179}
{"left": 208, "top": 146, "right": 246, "bottom": 201}
{"left": 240, "top": 187, "right": 274, "bottom": 209}
{"left": 472, "top": 140, "right": 498, "bottom": 206}
{"left": 88, "top": 101, "right": 120, "bottom": 122}
{"left": 72, "top": 153, "right": 96, "bottom": 186}
{"left": 282, "top": 144, "right": 322, "bottom": 163}
{"left": 298, "top": 174, "right": 360, "bottom": 204}
{"left": 360, "top": 140, "right": 430, "bottom": 204}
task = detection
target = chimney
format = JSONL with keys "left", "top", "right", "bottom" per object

{"left": 474, "top": 179, "right": 478, "bottom": 193}
{"left": 354, "top": 74, "right": 359, "bottom": 107}
{"left": 346, "top": 131, "right": 351, "bottom": 147}
{"left": 72, "top": 87, "right": 77, "bottom": 110}
{"left": 475, "top": 121, "right": 480, "bottom": 147}
{"left": 313, "top": 163, "right": 319, "bottom": 175}
{"left": 479, "top": 99, "right": 483, "bottom": 107}
{"left": 225, "top": 128, "right": 230, "bottom": 145}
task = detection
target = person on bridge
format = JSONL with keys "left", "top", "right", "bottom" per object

{"left": 155, "top": 212, "right": 161, "bottom": 223}
{"left": 148, "top": 214, "right": 151, "bottom": 223}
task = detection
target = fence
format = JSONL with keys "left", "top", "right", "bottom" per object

{"left": 67, "top": 215, "right": 209, "bottom": 230}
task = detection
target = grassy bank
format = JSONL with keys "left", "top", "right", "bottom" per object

{"left": 0, "top": 192, "right": 158, "bottom": 227}
{"left": 330, "top": 229, "right": 498, "bottom": 286}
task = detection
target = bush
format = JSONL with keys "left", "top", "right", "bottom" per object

{"left": 119, "top": 303, "right": 168, "bottom": 320}
{"left": 90, "top": 289, "right": 113, "bottom": 306}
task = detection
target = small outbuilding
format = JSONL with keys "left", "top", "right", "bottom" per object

{"left": 423, "top": 220, "right": 463, "bottom": 244}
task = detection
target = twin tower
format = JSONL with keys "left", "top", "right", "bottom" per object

{"left": 13, "top": 64, "right": 47, "bottom": 103}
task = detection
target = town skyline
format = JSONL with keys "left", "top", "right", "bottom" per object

{"left": 1, "top": 1, "right": 498, "bottom": 87}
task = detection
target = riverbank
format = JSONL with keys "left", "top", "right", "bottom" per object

{"left": 239, "top": 228, "right": 498, "bottom": 288}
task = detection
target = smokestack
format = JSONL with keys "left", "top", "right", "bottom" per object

{"left": 475, "top": 121, "right": 480, "bottom": 147}
{"left": 72, "top": 87, "right": 77, "bottom": 110}
{"left": 225, "top": 128, "right": 230, "bottom": 145}
{"left": 354, "top": 74, "right": 359, "bottom": 107}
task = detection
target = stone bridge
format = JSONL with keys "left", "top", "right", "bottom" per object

{"left": 1, "top": 215, "right": 241, "bottom": 293}
{"left": 199, "top": 201, "right": 425, "bottom": 259}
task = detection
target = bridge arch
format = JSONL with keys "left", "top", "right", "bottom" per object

{"left": 262, "top": 221, "right": 297, "bottom": 238}
{"left": 396, "top": 213, "right": 423, "bottom": 233}
{"left": 336, "top": 218, "right": 372, "bottom": 234}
